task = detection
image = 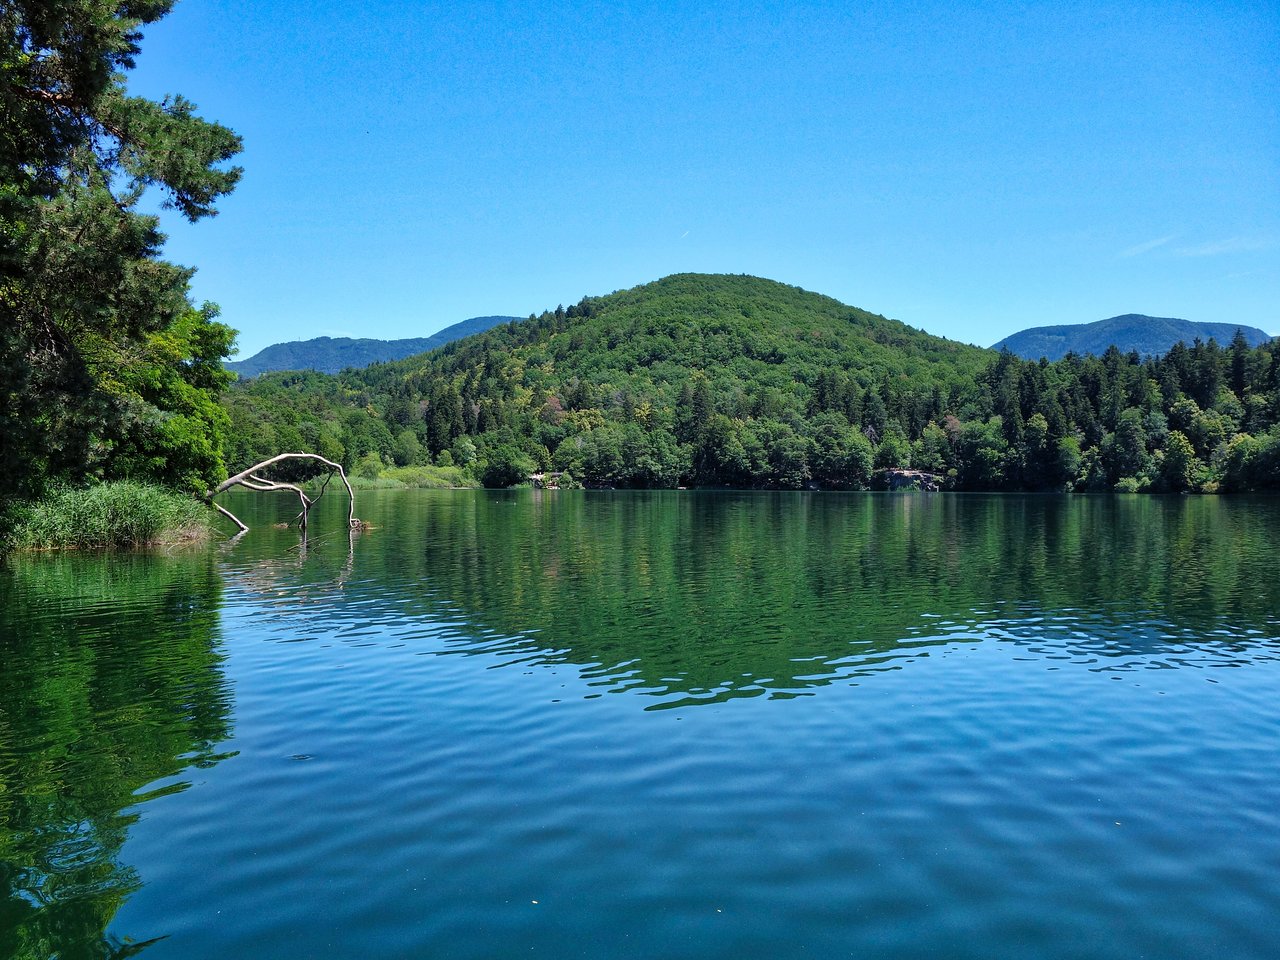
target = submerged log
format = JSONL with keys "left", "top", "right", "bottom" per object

{"left": 205, "top": 453, "right": 360, "bottom": 534}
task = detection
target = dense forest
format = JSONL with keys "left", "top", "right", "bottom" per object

{"left": 223, "top": 274, "right": 1280, "bottom": 493}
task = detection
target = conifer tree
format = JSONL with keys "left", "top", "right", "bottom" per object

{"left": 2, "top": 1, "right": 242, "bottom": 496}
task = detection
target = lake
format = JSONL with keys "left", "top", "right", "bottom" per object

{"left": 2, "top": 491, "right": 1279, "bottom": 959}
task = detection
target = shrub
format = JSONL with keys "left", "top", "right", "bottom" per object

{"left": 352, "top": 453, "right": 386, "bottom": 479}
{"left": 339, "top": 474, "right": 408, "bottom": 490}
{"left": 8, "top": 482, "right": 210, "bottom": 550}
{"left": 480, "top": 445, "right": 536, "bottom": 488}
{"left": 381, "top": 465, "right": 478, "bottom": 489}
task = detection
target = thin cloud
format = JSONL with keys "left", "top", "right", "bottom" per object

{"left": 1118, "top": 234, "right": 1177, "bottom": 258}
{"left": 1174, "top": 236, "right": 1276, "bottom": 257}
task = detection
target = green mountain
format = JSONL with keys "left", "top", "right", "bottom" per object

{"left": 224, "top": 274, "right": 989, "bottom": 485}
{"left": 226, "top": 315, "right": 519, "bottom": 377}
{"left": 401, "top": 272, "right": 987, "bottom": 399}
{"left": 223, "top": 273, "right": 1280, "bottom": 493}
{"left": 993, "top": 314, "right": 1273, "bottom": 361}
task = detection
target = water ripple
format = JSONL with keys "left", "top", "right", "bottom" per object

{"left": 3, "top": 492, "right": 1279, "bottom": 960}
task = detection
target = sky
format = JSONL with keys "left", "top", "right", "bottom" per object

{"left": 129, "top": 0, "right": 1280, "bottom": 358}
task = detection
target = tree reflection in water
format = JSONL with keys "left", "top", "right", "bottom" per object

{"left": 0, "top": 553, "right": 235, "bottom": 960}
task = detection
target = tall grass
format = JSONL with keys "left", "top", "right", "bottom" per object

{"left": 334, "top": 474, "right": 409, "bottom": 490}
{"left": 7, "top": 482, "right": 211, "bottom": 550}
{"left": 381, "top": 465, "right": 479, "bottom": 488}
{"left": 310, "top": 465, "right": 480, "bottom": 492}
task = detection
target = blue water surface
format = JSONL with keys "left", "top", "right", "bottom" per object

{"left": 2, "top": 491, "right": 1278, "bottom": 959}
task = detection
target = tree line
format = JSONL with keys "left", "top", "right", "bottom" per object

{"left": 222, "top": 281, "right": 1280, "bottom": 493}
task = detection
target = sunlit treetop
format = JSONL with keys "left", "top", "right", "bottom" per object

{"left": 1, "top": 0, "right": 240, "bottom": 218}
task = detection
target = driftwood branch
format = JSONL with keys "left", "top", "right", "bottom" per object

{"left": 240, "top": 474, "right": 312, "bottom": 526}
{"left": 205, "top": 453, "right": 359, "bottom": 534}
{"left": 210, "top": 499, "right": 248, "bottom": 533}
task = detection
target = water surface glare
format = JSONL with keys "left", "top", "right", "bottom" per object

{"left": 2, "top": 491, "right": 1279, "bottom": 959}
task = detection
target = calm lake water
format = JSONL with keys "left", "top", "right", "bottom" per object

{"left": 2, "top": 491, "right": 1279, "bottom": 959}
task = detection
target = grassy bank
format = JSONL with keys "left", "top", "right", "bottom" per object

{"left": 380, "top": 464, "right": 480, "bottom": 488}
{"left": 6, "top": 482, "right": 212, "bottom": 551}
{"left": 312, "top": 464, "right": 481, "bottom": 491}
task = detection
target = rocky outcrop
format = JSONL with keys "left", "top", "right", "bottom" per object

{"left": 877, "top": 469, "right": 942, "bottom": 491}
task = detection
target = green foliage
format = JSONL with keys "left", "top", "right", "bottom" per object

{"left": 811, "top": 414, "right": 874, "bottom": 489}
{"left": 393, "top": 428, "right": 423, "bottom": 466}
{"left": 1102, "top": 408, "right": 1151, "bottom": 486}
{"left": 481, "top": 444, "right": 537, "bottom": 488}
{"left": 321, "top": 447, "right": 478, "bottom": 489}
{"left": 1155, "top": 430, "right": 1200, "bottom": 493}
{"left": 8, "top": 481, "right": 210, "bottom": 550}
{"left": 1216, "top": 429, "right": 1280, "bottom": 492}
{"left": 874, "top": 431, "right": 912, "bottom": 470}
{"left": 956, "top": 418, "right": 1008, "bottom": 490}
{"left": 352, "top": 452, "right": 386, "bottom": 479}
{"left": 451, "top": 436, "right": 478, "bottom": 466}
{"left": 1054, "top": 436, "right": 1083, "bottom": 490}
{"left": 1, "top": 2, "right": 242, "bottom": 499}
{"left": 340, "top": 474, "right": 408, "bottom": 490}
{"left": 223, "top": 274, "right": 989, "bottom": 489}
{"left": 104, "top": 304, "right": 237, "bottom": 492}
{"left": 382, "top": 464, "right": 479, "bottom": 488}
{"left": 220, "top": 274, "right": 1280, "bottom": 494}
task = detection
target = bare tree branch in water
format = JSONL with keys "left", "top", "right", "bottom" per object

{"left": 205, "top": 453, "right": 360, "bottom": 533}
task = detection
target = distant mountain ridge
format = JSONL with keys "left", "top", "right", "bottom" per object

{"left": 993, "top": 314, "right": 1273, "bottom": 361}
{"left": 226, "top": 315, "right": 520, "bottom": 377}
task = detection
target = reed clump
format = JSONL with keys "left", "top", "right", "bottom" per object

{"left": 6, "top": 482, "right": 211, "bottom": 551}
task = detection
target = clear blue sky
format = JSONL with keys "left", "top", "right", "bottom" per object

{"left": 131, "top": 0, "right": 1279, "bottom": 358}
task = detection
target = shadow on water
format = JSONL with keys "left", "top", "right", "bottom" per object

{"left": 0, "top": 552, "right": 235, "bottom": 960}
{"left": 224, "top": 490, "right": 1280, "bottom": 709}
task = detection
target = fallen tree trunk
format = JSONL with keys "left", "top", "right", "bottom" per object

{"left": 205, "top": 453, "right": 359, "bottom": 534}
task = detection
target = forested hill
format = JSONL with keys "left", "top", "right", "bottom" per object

{"left": 224, "top": 273, "right": 1280, "bottom": 493}
{"left": 225, "top": 274, "right": 989, "bottom": 482}
{"left": 226, "top": 315, "right": 518, "bottom": 377}
{"left": 399, "top": 272, "right": 988, "bottom": 400}
{"left": 993, "top": 314, "right": 1273, "bottom": 361}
